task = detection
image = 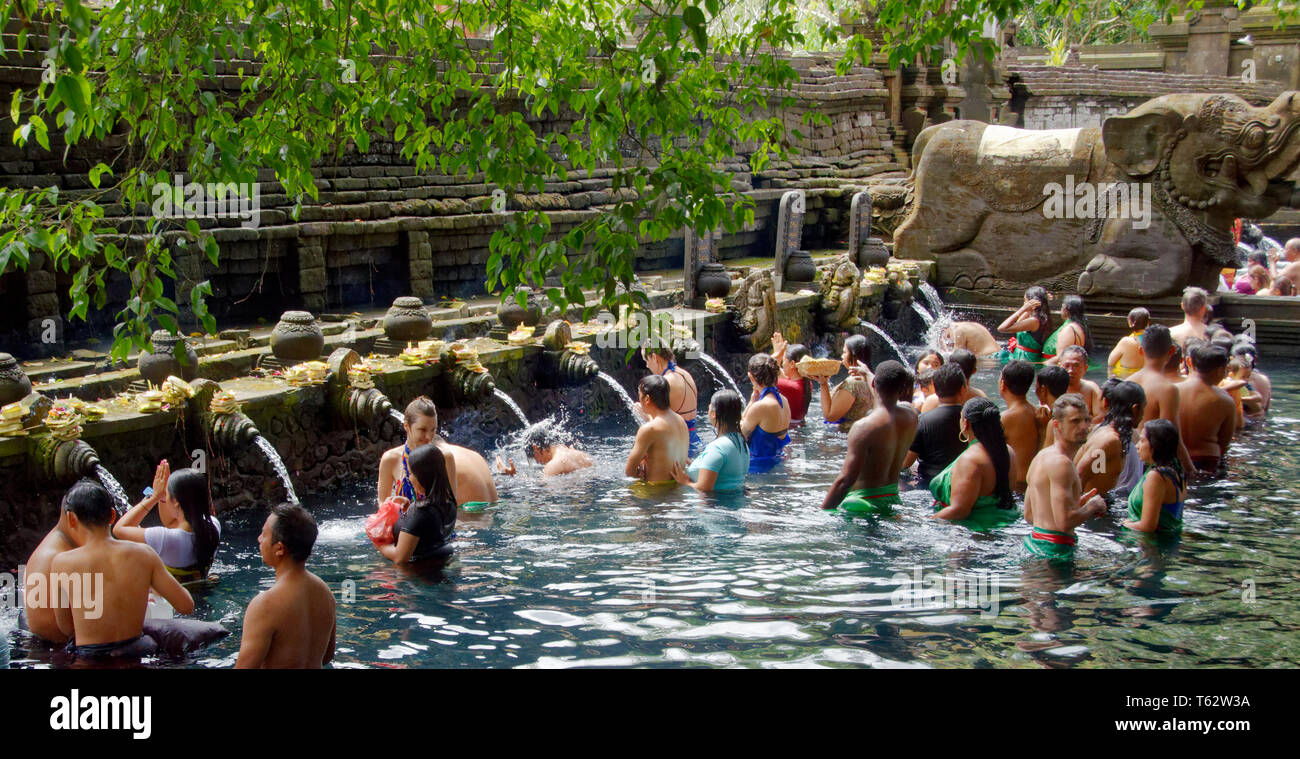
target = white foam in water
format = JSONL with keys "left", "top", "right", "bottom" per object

{"left": 254, "top": 436, "right": 299, "bottom": 504}
{"left": 95, "top": 465, "right": 130, "bottom": 514}
{"left": 494, "top": 389, "right": 529, "bottom": 427}
{"left": 595, "top": 372, "right": 641, "bottom": 422}
{"left": 316, "top": 517, "right": 366, "bottom": 543}
{"left": 911, "top": 301, "right": 935, "bottom": 329}
{"left": 696, "top": 351, "right": 742, "bottom": 396}
{"left": 858, "top": 321, "right": 907, "bottom": 364}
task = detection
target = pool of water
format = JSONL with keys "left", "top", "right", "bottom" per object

{"left": 6, "top": 357, "right": 1300, "bottom": 668}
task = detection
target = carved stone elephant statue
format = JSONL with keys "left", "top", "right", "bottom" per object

{"left": 891, "top": 92, "right": 1300, "bottom": 297}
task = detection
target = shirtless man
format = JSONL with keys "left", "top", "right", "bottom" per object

{"left": 1129, "top": 324, "right": 1195, "bottom": 471}
{"left": 625, "top": 375, "right": 689, "bottom": 484}
{"left": 1275, "top": 238, "right": 1300, "bottom": 291}
{"left": 22, "top": 501, "right": 80, "bottom": 643}
{"left": 236, "top": 503, "right": 336, "bottom": 669}
{"left": 822, "top": 361, "right": 919, "bottom": 514}
{"left": 50, "top": 479, "right": 195, "bottom": 660}
{"left": 1034, "top": 365, "right": 1070, "bottom": 450}
{"left": 439, "top": 441, "right": 497, "bottom": 510}
{"left": 920, "top": 348, "right": 986, "bottom": 412}
{"left": 642, "top": 343, "right": 701, "bottom": 456}
{"left": 941, "top": 321, "right": 1000, "bottom": 356}
{"left": 512, "top": 423, "right": 594, "bottom": 476}
{"left": 1059, "top": 345, "right": 1101, "bottom": 418}
{"left": 1177, "top": 344, "right": 1237, "bottom": 476}
{"left": 1170, "top": 287, "right": 1211, "bottom": 348}
{"left": 1022, "top": 395, "right": 1108, "bottom": 562}
{"left": 998, "top": 360, "right": 1040, "bottom": 492}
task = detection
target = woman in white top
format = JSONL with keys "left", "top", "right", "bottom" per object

{"left": 113, "top": 460, "right": 222, "bottom": 583}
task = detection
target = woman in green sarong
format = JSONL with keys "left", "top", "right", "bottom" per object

{"left": 997, "top": 286, "right": 1052, "bottom": 365}
{"left": 930, "top": 397, "right": 1020, "bottom": 531}
{"left": 1043, "top": 295, "right": 1093, "bottom": 365}
{"left": 1121, "top": 419, "right": 1186, "bottom": 535}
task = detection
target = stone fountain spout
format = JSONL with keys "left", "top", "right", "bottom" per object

{"left": 28, "top": 435, "right": 101, "bottom": 485}
{"left": 325, "top": 348, "right": 395, "bottom": 427}
{"left": 440, "top": 348, "right": 496, "bottom": 403}
{"left": 188, "top": 378, "right": 262, "bottom": 451}
{"left": 535, "top": 320, "right": 599, "bottom": 389}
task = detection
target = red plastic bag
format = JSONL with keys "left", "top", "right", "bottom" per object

{"left": 366, "top": 498, "right": 406, "bottom": 546}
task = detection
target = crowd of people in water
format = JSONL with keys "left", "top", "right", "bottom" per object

{"left": 14, "top": 266, "right": 1274, "bottom": 668}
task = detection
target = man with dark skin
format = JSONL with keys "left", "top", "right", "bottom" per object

{"left": 237, "top": 503, "right": 336, "bottom": 669}
{"left": 22, "top": 507, "right": 79, "bottom": 643}
{"left": 998, "top": 360, "right": 1040, "bottom": 492}
{"left": 1022, "top": 395, "right": 1108, "bottom": 562}
{"left": 1129, "top": 323, "right": 1195, "bottom": 471}
{"left": 1177, "top": 345, "right": 1238, "bottom": 476}
{"left": 51, "top": 479, "right": 195, "bottom": 659}
{"left": 822, "top": 361, "right": 918, "bottom": 514}
{"left": 625, "top": 374, "right": 689, "bottom": 485}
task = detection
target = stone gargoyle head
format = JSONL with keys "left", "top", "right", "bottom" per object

{"left": 1102, "top": 91, "right": 1300, "bottom": 220}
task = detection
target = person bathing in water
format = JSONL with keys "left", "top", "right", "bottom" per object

{"left": 912, "top": 350, "right": 943, "bottom": 407}
{"left": 1043, "top": 294, "right": 1091, "bottom": 365}
{"left": 1022, "top": 395, "right": 1108, "bottom": 562}
{"left": 23, "top": 496, "right": 83, "bottom": 644}
{"left": 920, "top": 348, "right": 985, "bottom": 411}
{"left": 1107, "top": 307, "right": 1149, "bottom": 379}
{"left": 1076, "top": 379, "right": 1146, "bottom": 503}
{"left": 941, "top": 321, "right": 1000, "bottom": 357}
{"left": 625, "top": 375, "right": 689, "bottom": 485}
{"left": 1170, "top": 286, "right": 1211, "bottom": 348}
{"left": 237, "top": 503, "right": 336, "bottom": 668}
{"left": 1122, "top": 419, "right": 1188, "bottom": 535}
{"left": 378, "top": 397, "right": 497, "bottom": 512}
{"left": 743, "top": 353, "right": 792, "bottom": 472}
{"left": 904, "top": 363, "right": 968, "bottom": 487}
{"left": 506, "top": 422, "right": 594, "bottom": 477}
{"left": 812, "top": 334, "right": 875, "bottom": 431}
{"left": 998, "top": 285, "right": 1052, "bottom": 364}
{"left": 1058, "top": 345, "right": 1101, "bottom": 418}
{"left": 672, "top": 390, "right": 750, "bottom": 493}
{"left": 641, "top": 343, "right": 701, "bottom": 456}
{"left": 770, "top": 331, "right": 812, "bottom": 424}
{"left": 112, "top": 462, "right": 221, "bottom": 585}
{"left": 1177, "top": 344, "right": 1237, "bottom": 476}
{"left": 1231, "top": 342, "right": 1270, "bottom": 417}
{"left": 50, "top": 479, "right": 196, "bottom": 660}
{"left": 822, "top": 361, "right": 918, "bottom": 515}
{"left": 998, "top": 360, "right": 1041, "bottom": 493}
{"left": 377, "top": 444, "right": 459, "bottom": 565}
{"left": 931, "top": 397, "right": 1019, "bottom": 529}
{"left": 1128, "top": 324, "right": 1195, "bottom": 472}
{"left": 1034, "top": 365, "right": 1070, "bottom": 450}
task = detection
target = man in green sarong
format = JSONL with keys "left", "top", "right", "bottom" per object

{"left": 822, "top": 361, "right": 918, "bottom": 515}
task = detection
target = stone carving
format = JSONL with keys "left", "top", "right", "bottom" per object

{"left": 270, "top": 311, "right": 325, "bottom": 362}
{"left": 817, "top": 256, "right": 863, "bottom": 330}
{"left": 773, "top": 190, "right": 805, "bottom": 290}
{"left": 0, "top": 353, "right": 32, "bottom": 406}
{"left": 732, "top": 267, "right": 777, "bottom": 351}
{"left": 890, "top": 92, "right": 1300, "bottom": 297}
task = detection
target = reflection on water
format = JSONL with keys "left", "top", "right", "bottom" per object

{"left": 6, "top": 359, "right": 1300, "bottom": 669}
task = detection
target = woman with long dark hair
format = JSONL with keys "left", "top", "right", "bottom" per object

{"left": 672, "top": 391, "right": 749, "bottom": 493}
{"left": 1122, "top": 419, "right": 1187, "bottom": 534}
{"left": 770, "top": 331, "right": 812, "bottom": 423}
{"left": 998, "top": 286, "right": 1052, "bottom": 364}
{"left": 812, "top": 334, "right": 875, "bottom": 431}
{"left": 743, "top": 353, "right": 792, "bottom": 472}
{"left": 114, "top": 462, "right": 221, "bottom": 583}
{"left": 1044, "top": 294, "right": 1093, "bottom": 363}
{"left": 1077, "top": 379, "right": 1146, "bottom": 499}
{"left": 930, "top": 397, "right": 1018, "bottom": 530}
{"left": 378, "top": 444, "right": 458, "bottom": 564}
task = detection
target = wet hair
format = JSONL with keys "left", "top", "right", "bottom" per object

{"left": 643, "top": 343, "right": 674, "bottom": 362}
{"left": 1128, "top": 307, "right": 1149, "bottom": 331}
{"left": 1182, "top": 286, "right": 1209, "bottom": 316}
{"left": 1036, "top": 365, "right": 1070, "bottom": 398}
{"left": 167, "top": 468, "right": 220, "bottom": 576}
{"left": 1060, "top": 344, "right": 1089, "bottom": 367}
{"left": 949, "top": 349, "right": 977, "bottom": 379}
{"left": 638, "top": 374, "right": 670, "bottom": 410}
{"left": 62, "top": 478, "right": 115, "bottom": 528}
{"left": 915, "top": 350, "right": 943, "bottom": 372}
{"left": 404, "top": 395, "right": 438, "bottom": 426}
{"left": 916, "top": 369, "right": 936, "bottom": 392}
{"left": 962, "top": 397, "right": 1014, "bottom": 509}
{"left": 1000, "top": 360, "right": 1035, "bottom": 397}
{"left": 748, "top": 353, "right": 780, "bottom": 387}
{"left": 1231, "top": 343, "right": 1258, "bottom": 370}
{"left": 1165, "top": 343, "right": 1183, "bottom": 373}
{"left": 710, "top": 390, "right": 746, "bottom": 436}
{"left": 873, "top": 360, "right": 914, "bottom": 399}
{"left": 1052, "top": 392, "right": 1089, "bottom": 421}
{"left": 1101, "top": 379, "right": 1145, "bottom": 458}
{"left": 407, "top": 444, "right": 458, "bottom": 526}
{"left": 1060, "top": 295, "right": 1094, "bottom": 353}
{"left": 1143, "top": 418, "right": 1180, "bottom": 469}
{"left": 1227, "top": 357, "right": 1250, "bottom": 377}
{"left": 1024, "top": 286, "right": 1052, "bottom": 345}
{"left": 932, "top": 363, "right": 966, "bottom": 398}
{"left": 1190, "top": 344, "right": 1229, "bottom": 374}
{"left": 523, "top": 421, "right": 565, "bottom": 458}
{"left": 270, "top": 502, "right": 317, "bottom": 563}
{"left": 843, "top": 334, "right": 872, "bottom": 367}
{"left": 1142, "top": 324, "right": 1173, "bottom": 359}
{"left": 1210, "top": 333, "right": 1236, "bottom": 353}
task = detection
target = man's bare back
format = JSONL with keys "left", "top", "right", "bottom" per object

{"left": 444, "top": 443, "right": 497, "bottom": 504}
{"left": 238, "top": 568, "right": 336, "bottom": 669}
{"left": 52, "top": 538, "right": 193, "bottom": 646}
{"left": 24, "top": 526, "right": 76, "bottom": 643}
{"left": 852, "top": 403, "right": 918, "bottom": 490}
{"left": 1177, "top": 377, "right": 1236, "bottom": 461}
{"left": 1001, "top": 402, "right": 1040, "bottom": 491}
{"left": 628, "top": 412, "right": 689, "bottom": 482}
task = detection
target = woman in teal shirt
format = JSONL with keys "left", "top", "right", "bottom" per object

{"left": 673, "top": 391, "right": 749, "bottom": 493}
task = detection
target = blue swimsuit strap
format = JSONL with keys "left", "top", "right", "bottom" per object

{"left": 758, "top": 385, "right": 784, "bottom": 407}
{"left": 397, "top": 443, "right": 419, "bottom": 501}
{"left": 661, "top": 361, "right": 677, "bottom": 375}
{"left": 1154, "top": 465, "right": 1185, "bottom": 512}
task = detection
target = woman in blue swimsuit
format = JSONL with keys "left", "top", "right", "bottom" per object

{"left": 742, "top": 353, "right": 791, "bottom": 472}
